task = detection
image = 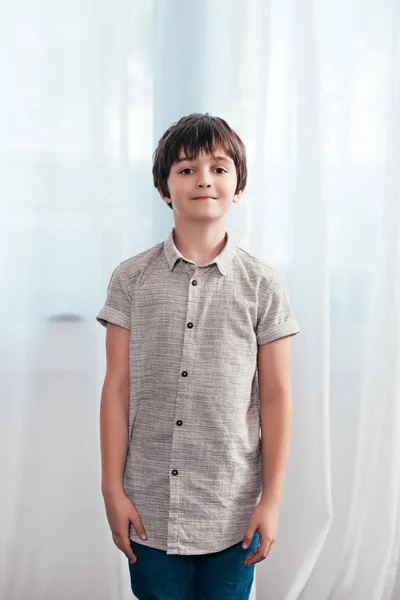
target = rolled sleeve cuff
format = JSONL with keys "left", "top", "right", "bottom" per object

{"left": 257, "top": 319, "right": 300, "bottom": 345}
{"left": 96, "top": 306, "right": 130, "bottom": 330}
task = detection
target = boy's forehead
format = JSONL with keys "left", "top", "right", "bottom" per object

{"left": 176, "top": 147, "right": 233, "bottom": 164}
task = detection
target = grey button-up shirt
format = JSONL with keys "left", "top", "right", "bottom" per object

{"left": 96, "top": 227, "right": 299, "bottom": 555}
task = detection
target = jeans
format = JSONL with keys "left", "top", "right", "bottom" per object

{"left": 128, "top": 533, "right": 260, "bottom": 600}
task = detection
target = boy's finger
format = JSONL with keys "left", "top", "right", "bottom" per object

{"left": 244, "top": 545, "right": 270, "bottom": 565}
{"left": 126, "top": 548, "right": 137, "bottom": 564}
{"left": 122, "top": 538, "right": 137, "bottom": 563}
{"left": 113, "top": 532, "right": 137, "bottom": 563}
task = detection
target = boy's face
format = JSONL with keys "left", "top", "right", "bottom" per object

{"left": 161, "top": 146, "right": 243, "bottom": 218}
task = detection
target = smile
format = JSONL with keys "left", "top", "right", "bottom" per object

{"left": 192, "top": 196, "right": 216, "bottom": 200}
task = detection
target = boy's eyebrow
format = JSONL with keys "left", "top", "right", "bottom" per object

{"left": 175, "top": 155, "right": 233, "bottom": 164}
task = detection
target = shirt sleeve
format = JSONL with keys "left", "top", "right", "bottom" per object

{"left": 256, "top": 271, "right": 300, "bottom": 345}
{"left": 96, "top": 264, "right": 131, "bottom": 330}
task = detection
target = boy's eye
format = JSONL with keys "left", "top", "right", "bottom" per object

{"left": 179, "top": 167, "right": 228, "bottom": 175}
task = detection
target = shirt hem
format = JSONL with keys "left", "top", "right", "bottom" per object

{"left": 129, "top": 531, "right": 247, "bottom": 556}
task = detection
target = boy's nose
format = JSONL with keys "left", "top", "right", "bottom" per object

{"left": 196, "top": 177, "right": 212, "bottom": 186}
{"left": 195, "top": 170, "right": 213, "bottom": 186}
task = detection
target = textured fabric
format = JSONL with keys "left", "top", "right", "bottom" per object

{"left": 128, "top": 533, "right": 261, "bottom": 600}
{"left": 96, "top": 227, "right": 300, "bottom": 555}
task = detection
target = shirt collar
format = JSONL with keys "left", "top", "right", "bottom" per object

{"left": 163, "top": 226, "right": 236, "bottom": 276}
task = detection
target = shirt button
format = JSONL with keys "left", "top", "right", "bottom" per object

{"left": 187, "top": 322, "right": 193, "bottom": 328}
{"left": 191, "top": 280, "right": 197, "bottom": 286}
{"left": 172, "top": 469, "right": 178, "bottom": 476}
{"left": 176, "top": 420, "right": 183, "bottom": 426}
{"left": 181, "top": 371, "right": 188, "bottom": 377}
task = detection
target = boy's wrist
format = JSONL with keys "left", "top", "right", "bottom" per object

{"left": 101, "top": 483, "right": 125, "bottom": 499}
{"left": 259, "top": 493, "right": 281, "bottom": 510}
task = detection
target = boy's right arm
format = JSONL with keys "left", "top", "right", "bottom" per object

{"left": 100, "top": 323, "right": 147, "bottom": 563}
{"left": 100, "top": 322, "right": 130, "bottom": 496}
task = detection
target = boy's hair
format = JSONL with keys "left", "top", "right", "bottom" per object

{"left": 152, "top": 113, "right": 247, "bottom": 210}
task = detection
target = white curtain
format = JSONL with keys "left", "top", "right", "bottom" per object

{"left": 1, "top": 1, "right": 399, "bottom": 599}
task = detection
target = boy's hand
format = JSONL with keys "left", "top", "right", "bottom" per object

{"left": 242, "top": 499, "right": 279, "bottom": 566}
{"left": 103, "top": 490, "right": 147, "bottom": 564}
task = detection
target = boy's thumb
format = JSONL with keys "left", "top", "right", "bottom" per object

{"left": 130, "top": 510, "right": 147, "bottom": 541}
{"left": 242, "top": 529, "right": 255, "bottom": 549}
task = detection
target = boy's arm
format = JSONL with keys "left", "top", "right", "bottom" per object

{"left": 257, "top": 335, "right": 293, "bottom": 508}
{"left": 100, "top": 323, "right": 130, "bottom": 498}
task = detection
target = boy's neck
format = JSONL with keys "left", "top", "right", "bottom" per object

{"left": 172, "top": 221, "right": 228, "bottom": 266}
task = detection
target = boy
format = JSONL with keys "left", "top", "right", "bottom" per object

{"left": 96, "top": 113, "right": 300, "bottom": 600}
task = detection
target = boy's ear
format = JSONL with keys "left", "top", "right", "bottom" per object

{"left": 233, "top": 189, "right": 244, "bottom": 203}
{"left": 157, "top": 187, "right": 171, "bottom": 204}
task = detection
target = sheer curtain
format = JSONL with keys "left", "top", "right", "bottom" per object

{"left": 1, "top": 1, "right": 399, "bottom": 599}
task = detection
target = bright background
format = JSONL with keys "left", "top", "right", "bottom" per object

{"left": 1, "top": 1, "right": 399, "bottom": 599}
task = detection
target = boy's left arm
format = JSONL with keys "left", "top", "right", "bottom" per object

{"left": 242, "top": 335, "right": 293, "bottom": 566}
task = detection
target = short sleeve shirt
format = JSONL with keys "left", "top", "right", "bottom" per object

{"left": 96, "top": 227, "right": 300, "bottom": 555}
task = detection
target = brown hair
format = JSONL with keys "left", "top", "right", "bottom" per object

{"left": 152, "top": 113, "right": 247, "bottom": 209}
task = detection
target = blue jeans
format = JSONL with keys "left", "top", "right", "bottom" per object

{"left": 128, "top": 533, "right": 260, "bottom": 600}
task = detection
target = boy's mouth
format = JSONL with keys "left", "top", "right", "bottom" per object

{"left": 192, "top": 196, "right": 217, "bottom": 200}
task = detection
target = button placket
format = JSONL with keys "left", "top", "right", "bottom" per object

{"left": 180, "top": 271, "right": 198, "bottom": 380}
{"left": 168, "top": 268, "right": 201, "bottom": 552}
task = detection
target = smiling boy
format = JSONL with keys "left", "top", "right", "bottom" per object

{"left": 96, "top": 113, "right": 300, "bottom": 599}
